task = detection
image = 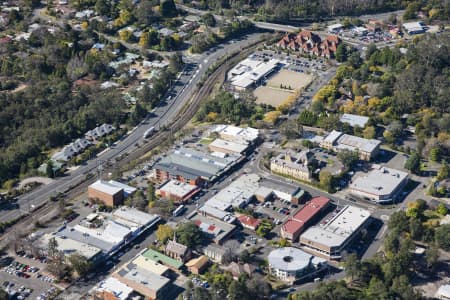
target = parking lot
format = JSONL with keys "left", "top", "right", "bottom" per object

{"left": 1, "top": 267, "right": 56, "bottom": 300}
{"left": 255, "top": 198, "right": 300, "bottom": 226}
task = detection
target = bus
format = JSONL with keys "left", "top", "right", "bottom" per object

{"left": 172, "top": 205, "right": 186, "bottom": 217}
{"left": 143, "top": 126, "right": 156, "bottom": 139}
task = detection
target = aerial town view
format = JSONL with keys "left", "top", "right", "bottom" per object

{"left": 0, "top": 0, "right": 448, "bottom": 300}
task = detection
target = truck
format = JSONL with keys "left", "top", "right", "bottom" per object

{"left": 143, "top": 126, "right": 156, "bottom": 139}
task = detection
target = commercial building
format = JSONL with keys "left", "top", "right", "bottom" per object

{"left": 402, "top": 22, "right": 427, "bottom": 35}
{"left": 188, "top": 212, "right": 237, "bottom": 245}
{"left": 156, "top": 180, "right": 200, "bottom": 203}
{"left": 88, "top": 180, "right": 136, "bottom": 207}
{"left": 327, "top": 23, "right": 344, "bottom": 33}
{"left": 320, "top": 130, "right": 381, "bottom": 161}
{"left": 349, "top": 165, "right": 409, "bottom": 203}
{"left": 270, "top": 150, "right": 313, "bottom": 182}
{"left": 38, "top": 234, "right": 103, "bottom": 263}
{"left": 300, "top": 205, "right": 371, "bottom": 260}
{"left": 112, "top": 263, "right": 171, "bottom": 300}
{"left": 339, "top": 113, "right": 369, "bottom": 128}
{"left": 280, "top": 197, "right": 330, "bottom": 242}
{"left": 268, "top": 247, "right": 327, "bottom": 283}
{"left": 212, "top": 125, "right": 260, "bottom": 146}
{"left": 260, "top": 178, "right": 301, "bottom": 203}
{"left": 277, "top": 30, "right": 341, "bottom": 58}
{"left": 55, "top": 208, "right": 160, "bottom": 258}
{"left": 208, "top": 138, "right": 248, "bottom": 155}
{"left": 132, "top": 255, "right": 170, "bottom": 277}
{"left": 154, "top": 147, "right": 242, "bottom": 186}
{"left": 227, "top": 57, "right": 280, "bottom": 90}
{"left": 93, "top": 277, "right": 134, "bottom": 300}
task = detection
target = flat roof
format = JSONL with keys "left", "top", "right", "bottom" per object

{"left": 328, "top": 23, "right": 344, "bottom": 30}
{"left": 89, "top": 180, "right": 123, "bottom": 196}
{"left": 56, "top": 226, "right": 115, "bottom": 253}
{"left": 228, "top": 58, "right": 280, "bottom": 88}
{"left": 282, "top": 197, "right": 330, "bottom": 234}
{"left": 96, "top": 277, "right": 133, "bottom": 300}
{"left": 141, "top": 249, "right": 183, "bottom": 269}
{"left": 112, "top": 207, "right": 160, "bottom": 228}
{"left": 339, "top": 114, "right": 369, "bottom": 128}
{"left": 108, "top": 180, "right": 137, "bottom": 195}
{"left": 116, "top": 265, "right": 170, "bottom": 292}
{"left": 213, "top": 124, "right": 259, "bottom": 143}
{"left": 188, "top": 213, "right": 236, "bottom": 243}
{"left": 158, "top": 180, "right": 199, "bottom": 197}
{"left": 131, "top": 256, "right": 169, "bottom": 276}
{"left": 323, "top": 130, "right": 343, "bottom": 144}
{"left": 209, "top": 138, "right": 248, "bottom": 154}
{"left": 403, "top": 22, "right": 425, "bottom": 31}
{"left": 300, "top": 205, "right": 371, "bottom": 248}
{"left": 336, "top": 134, "right": 381, "bottom": 153}
{"left": 268, "top": 247, "right": 325, "bottom": 271}
{"left": 40, "top": 234, "right": 102, "bottom": 260}
{"left": 350, "top": 165, "right": 408, "bottom": 197}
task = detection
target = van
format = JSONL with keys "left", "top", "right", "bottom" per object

{"left": 314, "top": 277, "right": 321, "bottom": 282}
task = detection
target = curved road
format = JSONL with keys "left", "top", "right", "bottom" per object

{"left": 0, "top": 32, "right": 266, "bottom": 223}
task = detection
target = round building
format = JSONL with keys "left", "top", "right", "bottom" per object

{"left": 268, "top": 247, "right": 326, "bottom": 282}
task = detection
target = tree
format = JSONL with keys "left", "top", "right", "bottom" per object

{"left": 176, "top": 222, "right": 203, "bottom": 248}
{"left": 435, "top": 224, "right": 450, "bottom": 251}
{"left": 193, "top": 286, "right": 210, "bottom": 299}
{"left": 228, "top": 279, "right": 248, "bottom": 300}
{"left": 337, "top": 149, "right": 359, "bottom": 169}
{"left": 147, "top": 181, "right": 156, "bottom": 202}
{"left": 160, "top": 0, "right": 177, "bottom": 18}
{"left": 425, "top": 244, "right": 439, "bottom": 270}
{"left": 46, "top": 160, "right": 54, "bottom": 178}
{"left": 95, "top": 0, "right": 110, "bottom": 15}
{"left": 436, "top": 203, "right": 448, "bottom": 216}
{"left": 388, "top": 211, "right": 409, "bottom": 232}
{"left": 404, "top": 152, "right": 421, "bottom": 174}
{"left": 48, "top": 237, "right": 59, "bottom": 259}
{"left": 437, "top": 163, "right": 449, "bottom": 181}
{"left": 156, "top": 224, "right": 174, "bottom": 244}
{"left": 335, "top": 43, "right": 347, "bottom": 62}
{"left": 430, "top": 147, "right": 441, "bottom": 162}
{"left": 280, "top": 119, "right": 303, "bottom": 139}
{"left": 68, "top": 254, "right": 92, "bottom": 277}
{"left": 319, "top": 170, "right": 333, "bottom": 192}
{"left": 348, "top": 52, "right": 362, "bottom": 68}
{"left": 239, "top": 249, "right": 250, "bottom": 263}
{"left": 383, "top": 130, "right": 394, "bottom": 144}
{"left": 202, "top": 13, "right": 216, "bottom": 27}
{"left": 298, "top": 110, "right": 317, "bottom": 126}
{"left": 363, "top": 126, "right": 376, "bottom": 139}
{"left": 344, "top": 253, "right": 360, "bottom": 280}
{"left": 169, "top": 52, "right": 183, "bottom": 73}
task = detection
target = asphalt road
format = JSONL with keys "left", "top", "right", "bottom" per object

{"left": 0, "top": 32, "right": 266, "bottom": 223}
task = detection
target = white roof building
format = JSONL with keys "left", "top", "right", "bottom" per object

{"left": 300, "top": 205, "right": 371, "bottom": 259}
{"left": 39, "top": 234, "right": 102, "bottom": 261}
{"left": 327, "top": 23, "right": 344, "bottom": 32}
{"left": 89, "top": 180, "right": 123, "bottom": 196}
{"left": 349, "top": 165, "right": 409, "bottom": 202}
{"left": 94, "top": 277, "right": 133, "bottom": 300}
{"left": 227, "top": 57, "right": 280, "bottom": 89}
{"left": 268, "top": 247, "right": 326, "bottom": 282}
{"left": 112, "top": 207, "right": 160, "bottom": 229}
{"left": 212, "top": 124, "right": 259, "bottom": 145}
{"left": 403, "top": 22, "right": 427, "bottom": 34}
{"left": 340, "top": 113, "right": 369, "bottom": 128}
{"left": 108, "top": 180, "right": 137, "bottom": 196}
{"left": 208, "top": 138, "right": 248, "bottom": 154}
{"left": 437, "top": 284, "right": 450, "bottom": 299}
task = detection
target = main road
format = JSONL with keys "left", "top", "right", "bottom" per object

{"left": 0, "top": 32, "right": 266, "bottom": 223}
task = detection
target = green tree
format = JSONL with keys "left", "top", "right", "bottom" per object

{"left": 147, "top": 181, "right": 156, "bottom": 202}
{"left": 46, "top": 160, "right": 54, "bottom": 178}
{"left": 430, "top": 147, "right": 441, "bottom": 162}
{"left": 344, "top": 253, "right": 360, "bottom": 280}
{"left": 95, "top": 0, "right": 110, "bottom": 15}
{"left": 67, "top": 254, "right": 92, "bottom": 277}
{"left": 337, "top": 149, "right": 359, "bottom": 169}
{"left": 319, "top": 170, "right": 333, "bottom": 192}
{"left": 388, "top": 211, "right": 409, "bottom": 232}
{"left": 160, "top": 0, "right": 177, "bottom": 18}
{"left": 201, "top": 13, "right": 216, "bottom": 27}
{"left": 435, "top": 224, "right": 450, "bottom": 251}
{"left": 280, "top": 119, "right": 303, "bottom": 139}
{"left": 425, "top": 243, "right": 439, "bottom": 270}
{"left": 335, "top": 43, "right": 348, "bottom": 62}
{"left": 156, "top": 224, "right": 174, "bottom": 243}
{"left": 404, "top": 152, "right": 421, "bottom": 174}
{"left": 176, "top": 222, "right": 203, "bottom": 248}
{"left": 169, "top": 52, "right": 184, "bottom": 73}
{"left": 436, "top": 203, "right": 448, "bottom": 216}
{"left": 297, "top": 110, "right": 317, "bottom": 126}
{"left": 437, "top": 162, "right": 449, "bottom": 180}
{"left": 363, "top": 126, "right": 376, "bottom": 139}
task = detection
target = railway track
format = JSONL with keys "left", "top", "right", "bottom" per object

{"left": 0, "top": 38, "right": 268, "bottom": 245}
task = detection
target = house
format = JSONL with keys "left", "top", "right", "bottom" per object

{"left": 237, "top": 215, "right": 261, "bottom": 231}
{"left": 203, "top": 244, "right": 227, "bottom": 263}
{"left": 165, "top": 239, "right": 191, "bottom": 263}
{"left": 224, "top": 262, "right": 255, "bottom": 280}
{"left": 185, "top": 256, "right": 209, "bottom": 275}
{"left": 277, "top": 30, "right": 341, "bottom": 58}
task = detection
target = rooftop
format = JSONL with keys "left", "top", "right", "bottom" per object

{"left": 188, "top": 212, "right": 236, "bottom": 243}
{"left": 39, "top": 234, "right": 102, "bottom": 260}
{"left": 132, "top": 255, "right": 169, "bottom": 276}
{"left": 339, "top": 114, "right": 369, "bottom": 128}
{"left": 158, "top": 180, "right": 200, "bottom": 198}
{"left": 185, "top": 255, "right": 209, "bottom": 270}
{"left": 350, "top": 165, "right": 408, "bottom": 197}
{"left": 108, "top": 180, "right": 137, "bottom": 195}
{"left": 268, "top": 247, "right": 326, "bottom": 271}
{"left": 282, "top": 197, "right": 330, "bottom": 234}
{"left": 237, "top": 215, "right": 261, "bottom": 229}
{"left": 95, "top": 277, "right": 133, "bottom": 300}
{"left": 141, "top": 249, "right": 183, "bottom": 269}
{"left": 212, "top": 124, "right": 259, "bottom": 144}
{"left": 115, "top": 264, "right": 170, "bottom": 293}
{"left": 228, "top": 57, "right": 280, "bottom": 89}
{"left": 89, "top": 180, "right": 123, "bottom": 196}
{"left": 209, "top": 138, "right": 248, "bottom": 154}
{"left": 336, "top": 133, "right": 381, "bottom": 154}
{"left": 112, "top": 207, "right": 160, "bottom": 229}
{"left": 300, "top": 205, "right": 371, "bottom": 248}
{"left": 166, "top": 240, "right": 188, "bottom": 256}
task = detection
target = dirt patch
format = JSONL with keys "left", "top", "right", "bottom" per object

{"left": 18, "top": 177, "right": 54, "bottom": 189}
{"left": 253, "top": 87, "right": 293, "bottom": 107}
{"left": 266, "top": 69, "right": 313, "bottom": 90}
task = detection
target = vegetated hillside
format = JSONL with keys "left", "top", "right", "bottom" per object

{"left": 191, "top": 0, "right": 449, "bottom": 20}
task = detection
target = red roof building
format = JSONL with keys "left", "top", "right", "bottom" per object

{"left": 237, "top": 215, "right": 261, "bottom": 231}
{"left": 280, "top": 196, "right": 330, "bottom": 242}
{"left": 277, "top": 30, "right": 341, "bottom": 58}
